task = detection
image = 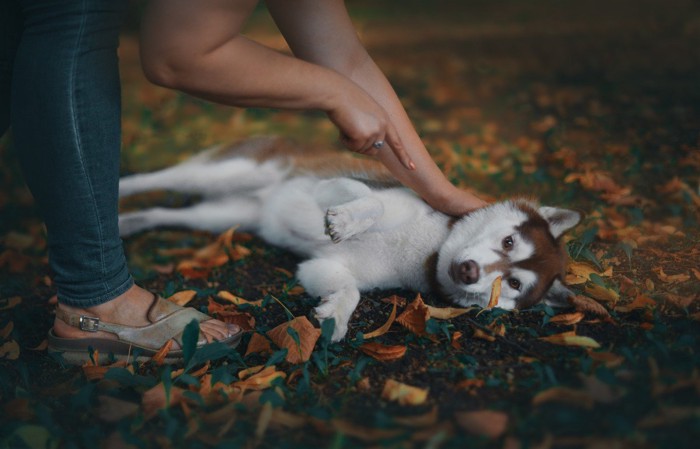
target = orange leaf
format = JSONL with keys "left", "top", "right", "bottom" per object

{"left": 396, "top": 294, "right": 430, "bottom": 336}
{"left": 266, "top": 316, "right": 320, "bottom": 364}
{"left": 359, "top": 342, "right": 407, "bottom": 362}
{"left": 566, "top": 261, "right": 613, "bottom": 285}
{"left": 486, "top": 276, "right": 501, "bottom": 308}
{"left": 364, "top": 301, "right": 397, "bottom": 339}
{"left": 692, "top": 268, "right": 700, "bottom": 281}
{"left": 549, "top": 311, "right": 585, "bottom": 325}
{"left": 451, "top": 331, "right": 463, "bottom": 350}
{"left": 454, "top": 410, "right": 508, "bottom": 439}
{"left": 532, "top": 387, "right": 594, "bottom": 409}
{"left": 245, "top": 333, "right": 272, "bottom": 357}
{"left": 588, "top": 350, "right": 624, "bottom": 368}
{"left": 473, "top": 328, "right": 495, "bottom": 342}
{"left": 381, "top": 379, "right": 428, "bottom": 406}
{"left": 151, "top": 340, "right": 174, "bottom": 366}
{"left": 615, "top": 294, "right": 656, "bottom": 312}
{"left": 166, "top": 290, "right": 197, "bottom": 307}
{"left": 217, "top": 291, "right": 263, "bottom": 307}
{"left": 142, "top": 383, "right": 186, "bottom": 419}
{"left": 664, "top": 293, "right": 698, "bottom": 309}
{"left": 653, "top": 267, "right": 690, "bottom": 283}
{"left": 234, "top": 365, "right": 286, "bottom": 391}
{"left": 584, "top": 283, "right": 619, "bottom": 303}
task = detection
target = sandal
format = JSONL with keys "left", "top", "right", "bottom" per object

{"left": 47, "top": 293, "right": 242, "bottom": 365}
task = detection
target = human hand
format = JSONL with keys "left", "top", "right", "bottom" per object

{"left": 326, "top": 89, "right": 415, "bottom": 170}
{"left": 430, "top": 187, "right": 489, "bottom": 217}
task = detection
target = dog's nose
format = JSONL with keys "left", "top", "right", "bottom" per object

{"left": 450, "top": 260, "right": 479, "bottom": 284}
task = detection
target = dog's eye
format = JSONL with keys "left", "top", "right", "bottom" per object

{"left": 502, "top": 235, "right": 514, "bottom": 250}
{"left": 508, "top": 278, "right": 521, "bottom": 290}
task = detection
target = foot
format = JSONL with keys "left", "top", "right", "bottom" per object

{"left": 53, "top": 284, "right": 236, "bottom": 349}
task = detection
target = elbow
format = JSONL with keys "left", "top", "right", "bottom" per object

{"left": 141, "top": 54, "right": 188, "bottom": 90}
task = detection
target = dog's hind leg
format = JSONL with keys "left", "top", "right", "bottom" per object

{"left": 119, "top": 158, "right": 286, "bottom": 198}
{"left": 297, "top": 258, "right": 360, "bottom": 341}
{"left": 118, "top": 197, "right": 261, "bottom": 236}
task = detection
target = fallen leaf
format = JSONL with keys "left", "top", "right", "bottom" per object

{"left": 82, "top": 360, "right": 129, "bottom": 382}
{"left": 151, "top": 340, "right": 174, "bottom": 366}
{"left": 0, "top": 296, "right": 22, "bottom": 311}
{"left": 235, "top": 365, "right": 286, "bottom": 391}
{"left": 539, "top": 331, "right": 601, "bottom": 348}
{"left": 166, "top": 290, "right": 197, "bottom": 307}
{"left": 329, "top": 419, "right": 402, "bottom": 442}
{"left": 2, "top": 231, "right": 34, "bottom": 250}
{"left": 380, "top": 295, "right": 407, "bottom": 307}
{"left": 456, "top": 378, "right": 485, "bottom": 390}
{"left": 364, "top": 300, "right": 397, "bottom": 339}
{"left": 549, "top": 312, "right": 585, "bottom": 325}
{"left": 588, "top": 351, "right": 625, "bottom": 368}
{"left": 487, "top": 276, "right": 502, "bottom": 308}
{"left": 532, "top": 386, "right": 594, "bottom": 409}
{"left": 454, "top": 410, "right": 508, "bottom": 439}
{"left": 0, "top": 340, "right": 20, "bottom": 360}
{"left": 359, "top": 342, "right": 407, "bottom": 362}
{"left": 653, "top": 267, "right": 691, "bottom": 283}
{"left": 664, "top": 293, "right": 698, "bottom": 308}
{"left": 566, "top": 261, "right": 613, "bottom": 285}
{"left": 473, "top": 328, "right": 495, "bottom": 342}
{"left": 245, "top": 333, "right": 272, "bottom": 357}
{"left": 397, "top": 294, "right": 430, "bottom": 336}
{"left": 142, "top": 383, "right": 186, "bottom": 419}
{"left": 381, "top": 379, "right": 429, "bottom": 406}
{"left": 238, "top": 365, "right": 265, "bottom": 380}
{"left": 426, "top": 305, "right": 474, "bottom": 320}
{"left": 692, "top": 268, "right": 700, "bottom": 281}
{"left": 216, "top": 310, "right": 256, "bottom": 331}
{"left": 451, "top": 331, "right": 463, "bottom": 350}
{"left": 266, "top": 316, "right": 321, "bottom": 364}
{"left": 269, "top": 409, "right": 308, "bottom": 430}
{"left": 569, "top": 295, "right": 610, "bottom": 318}
{"left": 637, "top": 407, "right": 700, "bottom": 429}
{"left": 615, "top": 294, "right": 656, "bottom": 312}
{"left": 217, "top": 291, "right": 263, "bottom": 307}
{"left": 584, "top": 283, "right": 619, "bottom": 304}
{"left": 0, "top": 322, "right": 13, "bottom": 339}
{"left": 392, "top": 406, "right": 439, "bottom": 427}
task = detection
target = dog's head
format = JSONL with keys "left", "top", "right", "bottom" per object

{"left": 436, "top": 199, "right": 581, "bottom": 310}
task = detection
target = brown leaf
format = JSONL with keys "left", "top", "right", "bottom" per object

{"left": 692, "top": 268, "right": 700, "bottom": 281}
{"left": 266, "top": 316, "right": 320, "bottom": 364}
{"left": 451, "top": 330, "right": 463, "bottom": 350}
{"left": 532, "top": 386, "right": 594, "bottom": 409}
{"left": 566, "top": 261, "right": 613, "bottom": 285}
{"left": 82, "top": 360, "right": 129, "bottom": 382}
{"left": 359, "top": 342, "right": 407, "bottom": 362}
{"left": 588, "top": 351, "right": 624, "bottom": 368}
{"left": 166, "top": 290, "right": 197, "bottom": 307}
{"left": 396, "top": 294, "right": 430, "bottom": 336}
{"left": 664, "top": 293, "right": 698, "bottom": 309}
{"left": 569, "top": 295, "right": 611, "bottom": 318}
{"left": 216, "top": 310, "right": 256, "bottom": 331}
{"left": 454, "top": 410, "right": 509, "bottom": 439}
{"left": 381, "top": 379, "right": 429, "bottom": 406}
{"left": 329, "top": 419, "right": 402, "bottom": 442}
{"left": 0, "top": 296, "right": 22, "bottom": 311}
{"left": 549, "top": 311, "right": 585, "bottom": 325}
{"left": 234, "top": 365, "right": 286, "bottom": 391}
{"left": 539, "top": 331, "right": 601, "bottom": 348}
{"left": 0, "top": 322, "right": 13, "bottom": 339}
{"left": 364, "top": 300, "right": 397, "bottom": 339}
{"left": 0, "top": 340, "right": 20, "bottom": 360}
{"left": 473, "top": 328, "right": 495, "bottom": 342}
{"left": 217, "top": 291, "right": 263, "bottom": 307}
{"left": 142, "top": 383, "right": 186, "bottom": 419}
{"left": 392, "top": 406, "right": 439, "bottom": 428}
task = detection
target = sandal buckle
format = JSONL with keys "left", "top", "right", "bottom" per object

{"left": 79, "top": 316, "right": 100, "bottom": 332}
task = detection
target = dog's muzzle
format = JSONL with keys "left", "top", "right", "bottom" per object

{"left": 450, "top": 260, "right": 480, "bottom": 285}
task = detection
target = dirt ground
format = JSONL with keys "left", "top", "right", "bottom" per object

{"left": 1, "top": 1, "right": 699, "bottom": 448}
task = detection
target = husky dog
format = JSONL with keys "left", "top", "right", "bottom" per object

{"left": 119, "top": 137, "right": 580, "bottom": 341}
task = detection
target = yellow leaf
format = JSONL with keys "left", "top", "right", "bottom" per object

{"left": 454, "top": 410, "right": 509, "bottom": 439}
{"left": 654, "top": 267, "right": 691, "bottom": 283}
{"left": 584, "top": 283, "right": 619, "bottom": 303}
{"left": 217, "top": 291, "right": 263, "bottom": 307}
{"left": 381, "top": 379, "right": 428, "bottom": 406}
{"left": 540, "top": 331, "right": 601, "bottom": 348}
{"left": 364, "top": 300, "right": 397, "bottom": 339}
{"left": 566, "top": 261, "right": 613, "bottom": 285}
{"left": 426, "top": 305, "right": 474, "bottom": 320}
{"left": 166, "top": 290, "right": 197, "bottom": 306}
{"left": 487, "top": 276, "right": 501, "bottom": 308}
{"left": 549, "top": 311, "right": 585, "bottom": 325}
{"left": 234, "top": 365, "right": 286, "bottom": 391}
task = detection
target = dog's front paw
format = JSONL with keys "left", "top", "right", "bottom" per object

{"left": 324, "top": 207, "right": 369, "bottom": 243}
{"left": 314, "top": 299, "right": 350, "bottom": 342}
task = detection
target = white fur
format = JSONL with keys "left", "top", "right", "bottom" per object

{"left": 119, "top": 145, "right": 579, "bottom": 341}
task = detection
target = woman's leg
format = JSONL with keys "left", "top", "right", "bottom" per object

{"left": 11, "top": 0, "right": 235, "bottom": 346}
{"left": 0, "top": 0, "right": 22, "bottom": 136}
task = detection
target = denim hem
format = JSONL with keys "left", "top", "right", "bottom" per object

{"left": 57, "top": 274, "right": 134, "bottom": 308}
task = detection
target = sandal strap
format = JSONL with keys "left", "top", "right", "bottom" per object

{"left": 55, "top": 297, "right": 212, "bottom": 349}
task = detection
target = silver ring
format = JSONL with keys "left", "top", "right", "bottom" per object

{"left": 372, "top": 140, "right": 385, "bottom": 149}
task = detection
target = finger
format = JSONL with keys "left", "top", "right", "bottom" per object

{"left": 385, "top": 125, "right": 415, "bottom": 170}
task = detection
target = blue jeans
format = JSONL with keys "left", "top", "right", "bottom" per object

{"left": 1, "top": 0, "right": 134, "bottom": 307}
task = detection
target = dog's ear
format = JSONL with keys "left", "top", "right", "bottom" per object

{"left": 542, "top": 278, "right": 574, "bottom": 308}
{"left": 538, "top": 207, "right": 581, "bottom": 239}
